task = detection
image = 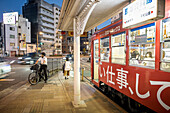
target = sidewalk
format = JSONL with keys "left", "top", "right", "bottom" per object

{"left": 0, "top": 71, "right": 126, "bottom": 113}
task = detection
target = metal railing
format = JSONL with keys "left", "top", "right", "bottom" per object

{"left": 47, "top": 58, "right": 64, "bottom": 76}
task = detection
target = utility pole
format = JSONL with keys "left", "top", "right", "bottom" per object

{"left": 37, "top": 33, "right": 38, "bottom": 54}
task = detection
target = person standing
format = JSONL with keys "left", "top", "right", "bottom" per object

{"left": 63, "top": 57, "right": 71, "bottom": 79}
{"left": 35, "top": 52, "right": 48, "bottom": 83}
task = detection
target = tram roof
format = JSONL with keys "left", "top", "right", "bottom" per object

{"left": 58, "top": 0, "right": 129, "bottom": 32}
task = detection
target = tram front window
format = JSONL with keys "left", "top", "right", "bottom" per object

{"left": 100, "top": 37, "right": 110, "bottom": 62}
{"left": 129, "top": 23, "right": 156, "bottom": 69}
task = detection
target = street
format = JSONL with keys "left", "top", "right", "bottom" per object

{"left": 0, "top": 64, "right": 31, "bottom": 99}
{"left": 0, "top": 57, "right": 91, "bottom": 100}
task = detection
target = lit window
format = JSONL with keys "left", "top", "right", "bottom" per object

{"left": 160, "top": 18, "right": 170, "bottom": 72}
{"left": 100, "top": 37, "right": 110, "bottom": 62}
{"left": 111, "top": 32, "right": 126, "bottom": 64}
{"left": 10, "top": 35, "right": 15, "bottom": 39}
{"left": 129, "top": 23, "right": 155, "bottom": 68}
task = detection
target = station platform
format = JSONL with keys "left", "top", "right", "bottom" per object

{"left": 0, "top": 71, "right": 127, "bottom": 113}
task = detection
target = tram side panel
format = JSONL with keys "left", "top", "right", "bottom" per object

{"left": 91, "top": 22, "right": 170, "bottom": 113}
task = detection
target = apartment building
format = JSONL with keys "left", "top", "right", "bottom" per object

{"left": 22, "top": 0, "right": 62, "bottom": 55}
{"left": 52, "top": 4, "right": 62, "bottom": 55}
{"left": 18, "top": 15, "right": 31, "bottom": 55}
{"left": 4, "top": 24, "right": 18, "bottom": 57}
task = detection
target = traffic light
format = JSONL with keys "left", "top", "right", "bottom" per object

{"left": 40, "top": 42, "right": 44, "bottom": 45}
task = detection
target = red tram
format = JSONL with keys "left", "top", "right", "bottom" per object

{"left": 91, "top": 1, "right": 170, "bottom": 113}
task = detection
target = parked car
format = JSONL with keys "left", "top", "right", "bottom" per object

{"left": 18, "top": 52, "right": 39, "bottom": 65}
{"left": 0, "top": 57, "right": 11, "bottom": 75}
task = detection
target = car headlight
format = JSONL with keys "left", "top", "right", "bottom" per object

{"left": 25, "top": 57, "right": 31, "bottom": 60}
{"left": 18, "top": 57, "right": 22, "bottom": 60}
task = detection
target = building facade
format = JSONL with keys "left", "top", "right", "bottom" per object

{"left": 22, "top": 0, "right": 62, "bottom": 55}
{"left": 18, "top": 15, "right": 31, "bottom": 55}
{"left": 4, "top": 24, "right": 18, "bottom": 57}
{"left": 0, "top": 23, "right": 3, "bottom": 56}
{"left": 62, "top": 31, "right": 89, "bottom": 54}
{"left": 0, "top": 13, "right": 31, "bottom": 57}
{"left": 52, "top": 4, "right": 62, "bottom": 55}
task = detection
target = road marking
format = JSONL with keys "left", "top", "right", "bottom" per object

{"left": 0, "top": 74, "right": 9, "bottom": 79}
{"left": 8, "top": 72, "right": 16, "bottom": 75}
{"left": 0, "top": 79, "right": 15, "bottom": 82}
{"left": 10, "top": 60, "right": 15, "bottom": 64}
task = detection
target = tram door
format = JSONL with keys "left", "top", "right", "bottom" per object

{"left": 93, "top": 40, "right": 99, "bottom": 82}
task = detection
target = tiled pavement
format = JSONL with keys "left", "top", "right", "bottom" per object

{"left": 0, "top": 71, "right": 126, "bottom": 113}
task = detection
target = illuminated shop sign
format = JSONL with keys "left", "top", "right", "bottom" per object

{"left": 3, "top": 12, "right": 18, "bottom": 25}
{"left": 123, "top": 0, "right": 164, "bottom": 28}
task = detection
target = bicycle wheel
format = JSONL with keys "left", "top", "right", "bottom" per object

{"left": 28, "top": 72, "right": 39, "bottom": 85}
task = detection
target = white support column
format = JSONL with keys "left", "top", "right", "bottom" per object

{"left": 73, "top": 18, "right": 81, "bottom": 105}
{"left": 72, "top": 0, "right": 99, "bottom": 107}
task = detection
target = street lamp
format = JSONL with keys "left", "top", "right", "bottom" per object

{"left": 59, "top": 36, "right": 63, "bottom": 39}
{"left": 37, "top": 32, "right": 43, "bottom": 53}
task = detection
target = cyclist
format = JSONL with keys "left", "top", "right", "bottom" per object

{"left": 35, "top": 52, "right": 48, "bottom": 83}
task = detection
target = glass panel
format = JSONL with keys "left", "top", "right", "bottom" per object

{"left": 129, "top": 44, "right": 155, "bottom": 68}
{"left": 94, "top": 40, "right": 99, "bottom": 82}
{"left": 161, "top": 18, "right": 170, "bottom": 72}
{"left": 111, "top": 32, "right": 126, "bottom": 64}
{"left": 100, "top": 37, "right": 110, "bottom": 62}
{"left": 129, "top": 23, "right": 155, "bottom": 69}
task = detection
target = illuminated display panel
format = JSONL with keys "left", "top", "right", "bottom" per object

{"left": 123, "top": 0, "right": 157, "bottom": 28}
{"left": 3, "top": 12, "right": 18, "bottom": 25}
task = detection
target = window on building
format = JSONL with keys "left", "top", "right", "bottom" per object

{"left": 56, "top": 18, "right": 58, "bottom": 20}
{"left": 56, "top": 13, "right": 58, "bottom": 15}
{"left": 10, "top": 27, "right": 15, "bottom": 31}
{"left": 10, "top": 43, "right": 15, "bottom": 46}
{"left": 18, "top": 26, "right": 21, "bottom": 28}
{"left": 129, "top": 23, "right": 156, "bottom": 69}
{"left": 100, "top": 37, "right": 110, "bottom": 62}
{"left": 56, "top": 22, "right": 58, "bottom": 24}
{"left": 111, "top": 32, "right": 126, "bottom": 65}
{"left": 28, "top": 27, "right": 29, "bottom": 29}
{"left": 10, "top": 35, "right": 15, "bottom": 39}
{"left": 18, "top": 33, "right": 21, "bottom": 36}
{"left": 29, "top": 46, "right": 33, "bottom": 49}
{"left": 56, "top": 8, "right": 58, "bottom": 11}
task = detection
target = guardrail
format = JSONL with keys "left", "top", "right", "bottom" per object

{"left": 47, "top": 58, "right": 64, "bottom": 76}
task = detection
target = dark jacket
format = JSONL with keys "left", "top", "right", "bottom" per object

{"left": 62, "top": 63, "right": 65, "bottom": 73}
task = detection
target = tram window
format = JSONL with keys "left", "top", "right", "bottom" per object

{"left": 111, "top": 32, "right": 126, "bottom": 64}
{"left": 160, "top": 18, "right": 170, "bottom": 72}
{"left": 129, "top": 23, "right": 156, "bottom": 69}
{"left": 100, "top": 37, "right": 110, "bottom": 62}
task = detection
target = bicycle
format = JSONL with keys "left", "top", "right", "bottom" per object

{"left": 28, "top": 64, "right": 49, "bottom": 85}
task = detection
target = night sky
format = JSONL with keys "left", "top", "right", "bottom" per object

{"left": 0, "top": 0, "right": 110, "bottom": 30}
